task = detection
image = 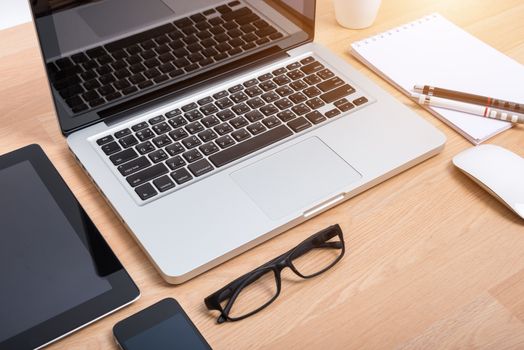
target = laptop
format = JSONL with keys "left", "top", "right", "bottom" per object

{"left": 29, "top": 0, "right": 445, "bottom": 284}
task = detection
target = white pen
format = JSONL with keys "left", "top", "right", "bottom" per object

{"left": 411, "top": 93, "right": 524, "bottom": 124}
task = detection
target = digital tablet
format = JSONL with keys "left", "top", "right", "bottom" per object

{"left": 0, "top": 144, "right": 140, "bottom": 350}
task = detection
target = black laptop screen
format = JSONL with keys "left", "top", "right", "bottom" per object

{"left": 29, "top": 0, "right": 316, "bottom": 134}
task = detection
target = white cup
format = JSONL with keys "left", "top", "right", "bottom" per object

{"left": 333, "top": 0, "right": 382, "bottom": 29}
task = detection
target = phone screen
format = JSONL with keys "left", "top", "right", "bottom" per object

{"left": 123, "top": 313, "right": 209, "bottom": 350}
{"left": 114, "top": 298, "right": 211, "bottom": 350}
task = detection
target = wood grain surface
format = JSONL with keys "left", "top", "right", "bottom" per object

{"left": 1, "top": 0, "right": 523, "bottom": 349}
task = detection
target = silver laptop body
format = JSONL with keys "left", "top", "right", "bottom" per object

{"left": 33, "top": 0, "right": 445, "bottom": 283}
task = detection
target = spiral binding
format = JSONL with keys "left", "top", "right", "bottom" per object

{"left": 352, "top": 13, "right": 440, "bottom": 48}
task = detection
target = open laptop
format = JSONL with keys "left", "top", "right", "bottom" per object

{"left": 30, "top": 0, "right": 445, "bottom": 284}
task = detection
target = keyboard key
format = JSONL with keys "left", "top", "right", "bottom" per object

{"left": 353, "top": 96, "right": 368, "bottom": 106}
{"left": 209, "top": 125, "right": 292, "bottom": 167}
{"left": 114, "top": 128, "right": 131, "bottom": 138}
{"left": 197, "top": 130, "right": 218, "bottom": 143}
{"left": 277, "top": 110, "right": 296, "bottom": 122}
{"left": 287, "top": 117, "right": 312, "bottom": 132}
{"left": 152, "top": 122, "right": 171, "bottom": 135}
{"left": 171, "top": 168, "right": 193, "bottom": 184}
{"left": 166, "top": 108, "right": 182, "bottom": 118}
{"left": 230, "top": 116, "right": 248, "bottom": 129}
{"left": 260, "top": 104, "right": 279, "bottom": 116}
{"left": 149, "top": 149, "right": 168, "bottom": 163}
{"left": 290, "top": 80, "right": 308, "bottom": 91}
{"left": 199, "top": 102, "right": 219, "bottom": 116}
{"left": 96, "top": 135, "right": 114, "bottom": 145}
{"left": 118, "top": 156, "right": 151, "bottom": 176}
{"left": 181, "top": 135, "right": 202, "bottom": 149}
{"left": 305, "top": 111, "right": 326, "bottom": 124}
{"left": 168, "top": 116, "right": 187, "bottom": 128}
{"left": 217, "top": 109, "right": 235, "bottom": 121}
{"left": 153, "top": 175, "right": 176, "bottom": 192}
{"left": 185, "top": 121, "right": 204, "bottom": 134}
{"left": 119, "top": 135, "right": 139, "bottom": 148}
{"left": 165, "top": 142, "right": 185, "bottom": 156}
{"left": 216, "top": 135, "right": 235, "bottom": 148}
{"left": 185, "top": 110, "right": 204, "bottom": 122}
{"left": 215, "top": 123, "right": 234, "bottom": 136}
{"left": 201, "top": 115, "right": 220, "bottom": 128}
{"left": 127, "top": 163, "right": 169, "bottom": 187}
{"left": 325, "top": 109, "right": 341, "bottom": 118}
{"left": 166, "top": 155, "right": 185, "bottom": 170}
{"left": 291, "top": 103, "right": 311, "bottom": 115}
{"left": 247, "top": 97, "right": 265, "bottom": 109}
{"left": 213, "top": 90, "right": 229, "bottom": 99}
{"left": 320, "top": 84, "right": 356, "bottom": 103}
{"left": 148, "top": 115, "right": 165, "bottom": 125}
{"left": 216, "top": 97, "right": 234, "bottom": 110}
{"left": 188, "top": 159, "right": 214, "bottom": 177}
{"left": 136, "top": 128, "right": 155, "bottom": 141}
{"left": 101, "top": 141, "right": 121, "bottom": 155}
{"left": 152, "top": 134, "right": 172, "bottom": 147}
{"left": 231, "top": 128, "right": 251, "bottom": 142}
{"left": 275, "top": 95, "right": 296, "bottom": 111}
{"left": 232, "top": 103, "right": 250, "bottom": 115}
{"left": 262, "top": 116, "right": 281, "bottom": 128}
{"left": 275, "top": 86, "right": 293, "bottom": 97}
{"left": 245, "top": 110, "right": 264, "bottom": 122}
{"left": 300, "top": 56, "right": 315, "bottom": 65}
{"left": 317, "top": 77, "right": 345, "bottom": 92}
{"left": 183, "top": 149, "right": 203, "bottom": 162}
{"left": 135, "top": 183, "right": 158, "bottom": 200}
{"left": 169, "top": 128, "right": 189, "bottom": 141}
{"left": 289, "top": 92, "right": 307, "bottom": 104}
{"left": 110, "top": 148, "right": 138, "bottom": 165}
{"left": 335, "top": 98, "right": 354, "bottom": 111}
{"left": 273, "top": 75, "right": 291, "bottom": 86}
{"left": 303, "top": 86, "right": 322, "bottom": 98}
{"left": 300, "top": 61, "right": 324, "bottom": 75}
{"left": 247, "top": 122, "right": 266, "bottom": 135}
{"left": 182, "top": 102, "right": 198, "bottom": 112}
{"left": 306, "top": 97, "right": 325, "bottom": 109}
{"left": 136, "top": 141, "right": 155, "bottom": 155}
{"left": 287, "top": 69, "right": 305, "bottom": 80}
{"left": 317, "top": 68, "right": 335, "bottom": 80}
{"left": 199, "top": 141, "right": 220, "bottom": 156}
{"left": 261, "top": 91, "right": 279, "bottom": 103}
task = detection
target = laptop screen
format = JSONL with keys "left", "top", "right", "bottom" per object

{"left": 29, "top": 0, "right": 316, "bottom": 134}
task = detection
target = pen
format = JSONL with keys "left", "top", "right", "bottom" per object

{"left": 413, "top": 84, "right": 523, "bottom": 114}
{"left": 411, "top": 93, "right": 524, "bottom": 124}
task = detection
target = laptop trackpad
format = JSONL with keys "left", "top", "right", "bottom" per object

{"left": 230, "top": 137, "right": 362, "bottom": 220}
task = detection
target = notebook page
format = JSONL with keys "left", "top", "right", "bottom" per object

{"left": 351, "top": 13, "right": 523, "bottom": 144}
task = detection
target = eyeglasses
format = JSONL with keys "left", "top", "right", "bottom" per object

{"left": 204, "top": 224, "right": 345, "bottom": 323}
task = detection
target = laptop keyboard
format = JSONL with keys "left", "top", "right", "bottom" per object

{"left": 95, "top": 56, "right": 370, "bottom": 202}
{"left": 47, "top": 1, "right": 284, "bottom": 114}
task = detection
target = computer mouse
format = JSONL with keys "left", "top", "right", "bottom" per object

{"left": 453, "top": 144, "right": 524, "bottom": 220}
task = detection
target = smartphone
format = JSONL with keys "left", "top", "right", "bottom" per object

{"left": 113, "top": 298, "right": 212, "bottom": 350}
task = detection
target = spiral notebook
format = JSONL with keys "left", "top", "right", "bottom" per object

{"left": 350, "top": 13, "right": 524, "bottom": 144}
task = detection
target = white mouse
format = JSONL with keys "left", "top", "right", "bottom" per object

{"left": 453, "top": 144, "right": 524, "bottom": 219}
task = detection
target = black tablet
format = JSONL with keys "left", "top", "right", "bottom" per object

{"left": 0, "top": 144, "right": 140, "bottom": 350}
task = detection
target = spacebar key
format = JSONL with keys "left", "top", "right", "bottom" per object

{"left": 209, "top": 125, "right": 293, "bottom": 167}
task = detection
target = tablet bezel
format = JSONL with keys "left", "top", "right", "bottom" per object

{"left": 0, "top": 144, "right": 140, "bottom": 350}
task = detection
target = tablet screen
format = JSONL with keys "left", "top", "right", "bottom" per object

{"left": 0, "top": 161, "right": 112, "bottom": 342}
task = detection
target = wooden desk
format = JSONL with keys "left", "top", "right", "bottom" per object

{"left": 1, "top": 0, "right": 523, "bottom": 348}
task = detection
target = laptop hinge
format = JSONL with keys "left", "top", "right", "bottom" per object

{"left": 103, "top": 47, "right": 290, "bottom": 127}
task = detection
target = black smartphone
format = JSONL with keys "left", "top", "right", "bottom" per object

{"left": 113, "top": 298, "right": 212, "bottom": 350}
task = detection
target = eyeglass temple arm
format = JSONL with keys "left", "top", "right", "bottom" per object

{"left": 206, "top": 251, "right": 289, "bottom": 309}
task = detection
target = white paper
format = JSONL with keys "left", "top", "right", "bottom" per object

{"left": 351, "top": 13, "right": 523, "bottom": 144}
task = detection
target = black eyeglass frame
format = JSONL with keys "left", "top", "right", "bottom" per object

{"left": 204, "top": 224, "right": 345, "bottom": 323}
